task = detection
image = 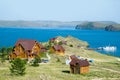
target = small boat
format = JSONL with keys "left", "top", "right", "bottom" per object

{"left": 103, "top": 46, "right": 117, "bottom": 52}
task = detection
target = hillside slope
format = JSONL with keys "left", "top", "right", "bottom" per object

{"left": 0, "top": 36, "right": 120, "bottom": 80}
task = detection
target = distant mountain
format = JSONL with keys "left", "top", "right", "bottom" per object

{"left": 95, "top": 21, "right": 117, "bottom": 24}
{"left": 0, "top": 20, "right": 82, "bottom": 28}
{"left": 0, "top": 20, "right": 120, "bottom": 31}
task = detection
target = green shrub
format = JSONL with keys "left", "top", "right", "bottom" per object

{"left": 31, "top": 56, "right": 41, "bottom": 67}
{"left": 0, "top": 47, "right": 13, "bottom": 63}
{"left": 58, "top": 41, "right": 63, "bottom": 45}
{"left": 40, "top": 52, "right": 47, "bottom": 58}
{"left": 0, "top": 52, "right": 8, "bottom": 63}
{"left": 69, "top": 44, "right": 73, "bottom": 47}
{"left": 9, "top": 58, "right": 26, "bottom": 76}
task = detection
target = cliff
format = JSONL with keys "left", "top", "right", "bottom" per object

{"left": 75, "top": 21, "right": 116, "bottom": 29}
{"left": 75, "top": 21, "right": 120, "bottom": 31}
{"left": 105, "top": 24, "right": 120, "bottom": 31}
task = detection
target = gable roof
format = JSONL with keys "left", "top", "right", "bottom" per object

{"left": 70, "top": 59, "right": 89, "bottom": 67}
{"left": 53, "top": 45, "right": 65, "bottom": 51}
{"left": 70, "top": 55, "right": 78, "bottom": 60}
{"left": 15, "top": 39, "right": 38, "bottom": 50}
{"left": 69, "top": 55, "right": 89, "bottom": 67}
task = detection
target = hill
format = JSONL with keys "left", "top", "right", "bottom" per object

{"left": 0, "top": 20, "right": 82, "bottom": 28}
{"left": 105, "top": 24, "right": 120, "bottom": 31}
{"left": 75, "top": 21, "right": 120, "bottom": 30}
{"left": 0, "top": 20, "right": 120, "bottom": 31}
{"left": 0, "top": 20, "right": 120, "bottom": 30}
{"left": 56, "top": 35, "right": 89, "bottom": 48}
{"left": 75, "top": 21, "right": 120, "bottom": 31}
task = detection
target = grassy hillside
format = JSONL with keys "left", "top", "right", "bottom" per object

{"left": 56, "top": 36, "right": 89, "bottom": 47}
{"left": 0, "top": 36, "right": 120, "bottom": 80}
{"left": 0, "top": 52, "right": 120, "bottom": 80}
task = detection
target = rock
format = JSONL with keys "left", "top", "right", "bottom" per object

{"left": 105, "top": 25, "right": 120, "bottom": 31}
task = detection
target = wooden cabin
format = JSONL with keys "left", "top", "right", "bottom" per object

{"left": 69, "top": 55, "right": 89, "bottom": 74}
{"left": 9, "top": 39, "right": 46, "bottom": 60}
{"left": 50, "top": 45, "right": 65, "bottom": 56}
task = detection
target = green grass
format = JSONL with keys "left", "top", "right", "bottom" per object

{"left": 0, "top": 48, "right": 120, "bottom": 80}
{"left": 0, "top": 54, "right": 120, "bottom": 80}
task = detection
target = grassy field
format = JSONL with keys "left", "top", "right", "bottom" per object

{"left": 0, "top": 52, "right": 120, "bottom": 80}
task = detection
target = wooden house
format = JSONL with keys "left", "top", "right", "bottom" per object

{"left": 69, "top": 55, "right": 89, "bottom": 74}
{"left": 9, "top": 39, "right": 46, "bottom": 60}
{"left": 50, "top": 45, "right": 65, "bottom": 56}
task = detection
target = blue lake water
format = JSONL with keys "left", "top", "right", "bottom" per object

{"left": 0, "top": 27, "right": 120, "bottom": 57}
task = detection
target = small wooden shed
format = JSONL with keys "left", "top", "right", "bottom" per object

{"left": 69, "top": 55, "right": 89, "bottom": 74}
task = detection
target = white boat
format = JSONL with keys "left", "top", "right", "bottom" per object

{"left": 103, "top": 46, "right": 117, "bottom": 52}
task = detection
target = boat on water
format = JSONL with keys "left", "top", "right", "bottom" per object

{"left": 102, "top": 46, "right": 117, "bottom": 52}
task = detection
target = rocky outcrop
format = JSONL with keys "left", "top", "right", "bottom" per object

{"left": 75, "top": 22, "right": 120, "bottom": 31}
{"left": 75, "top": 22, "right": 112, "bottom": 30}
{"left": 105, "top": 25, "right": 120, "bottom": 31}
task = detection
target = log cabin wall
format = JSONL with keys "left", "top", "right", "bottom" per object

{"left": 80, "top": 66, "right": 89, "bottom": 74}
{"left": 32, "top": 43, "right": 41, "bottom": 55}
{"left": 55, "top": 50, "right": 64, "bottom": 56}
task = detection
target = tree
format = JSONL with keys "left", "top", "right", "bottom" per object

{"left": 9, "top": 58, "right": 26, "bottom": 75}
{"left": 0, "top": 52, "right": 6, "bottom": 63}
{"left": 7, "top": 47, "right": 13, "bottom": 54}
{"left": 0, "top": 47, "right": 7, "bottom": 63}
{"left": 0, "top": 47, "right": 13, "bottom": 63}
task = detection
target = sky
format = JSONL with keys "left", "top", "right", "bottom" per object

{"left": 0, "top": 0, "right": 120, "bottom": 23}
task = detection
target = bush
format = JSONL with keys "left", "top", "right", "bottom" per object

{"left": 0, "top": 52, "right": 8, "bottom": 63}
{"left": 0, "top": 47, "right": 13, "bottom": 63}
{"left": 40, "top": 52, "right": 47, "bottom": 58}
{"left": 31, "top": 56, "right": 41, "bottom": 67}
{"left": 69, "top": 44, "right": 73, "bottom": 47}
{"left": 9, "top": 58, "right": 26, "bottom": 76}
{"left": 58, "top": 41, "right": 63, "bottom": 45}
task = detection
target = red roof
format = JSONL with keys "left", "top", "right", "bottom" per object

{"left": 15, "top": 39, "right": 37, "bottom": 50}
{"left": 70, "top": 55, "right": 89, "bottom": 67}
{"left": 70, "top": 59, "right": 89, "bottom": 67}
{"left": 70, "top": 55, "right": 78, "bottom": 60}
{"left": 50, "top": 38, "right": 56, "bottom": 42}
{"left": 53, "top": 45, "right": 65, "bottom": 51}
